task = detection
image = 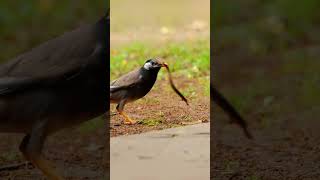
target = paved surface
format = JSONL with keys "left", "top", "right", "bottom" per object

{"left": 110, "top": 123, "right": 210, "bottom": 180}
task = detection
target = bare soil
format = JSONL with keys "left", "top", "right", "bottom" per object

{"left": 110, "top": 77, "right": 210, "bottom": 137}
{"left": 0, "top": 126, "right": 107, "bottom": 180}
{"left": 212, "top": 49, "right": 320, "bottom": 179}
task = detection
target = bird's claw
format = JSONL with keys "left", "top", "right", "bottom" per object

{"left": 123, "top": 119, "right": 137, "bottom": 125}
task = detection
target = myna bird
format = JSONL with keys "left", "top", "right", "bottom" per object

{"left": 211, "top": 86, "right": 253, "bottom": 139}
{"left": 110, "top": 58, "right": 166, "bottom": 125}
{"left": 0, "top": 12, "right": 109, "bottom": 180}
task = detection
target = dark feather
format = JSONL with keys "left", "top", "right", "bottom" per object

{"left": 110, "top": 69, "right": 142, "bottom": 87}
{"left": 0, "top": 18, "right": 105, "bottom": 96}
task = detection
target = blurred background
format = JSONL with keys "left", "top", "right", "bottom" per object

{"left": 111, "top": 0, "right": 209, "bottom": 47}
{"left": 110, "top": 0, "right": 210, "bottom": 136}
{"left": 0, "top": 1, "right": 107, "bottom": 179}
{"left": 212, "top": 0, "right": 320, "bottom": 179}
{"left": 0, "top": 0, "right": 106, "bottom": 62}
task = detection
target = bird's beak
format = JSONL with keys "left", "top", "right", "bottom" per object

{"left": 161, "top": 62, "right": 168, "bottom": 67}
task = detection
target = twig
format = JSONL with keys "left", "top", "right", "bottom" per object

{"left": 0, "top": 162, "right": 33, "bottom": 172}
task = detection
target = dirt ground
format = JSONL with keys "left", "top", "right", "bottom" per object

{"left": 110, "top": 0, "right": 210, "bottom": 137}
{"left": 212, "top": 49, "right": 320, "bottom": 179}
{"left": 0, "top": 124, "right": 107, "bottom": 179}
{"left": 110, "top": 77, "right": 210, "bottom": 137}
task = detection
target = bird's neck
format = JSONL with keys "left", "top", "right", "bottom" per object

{"left": 140, "top": 67, "right": 161, "bottom": 81}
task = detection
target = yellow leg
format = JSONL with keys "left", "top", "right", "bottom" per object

{"left": 29, "top": 156, "right": 64, "bottom": 180}
{"left": 20, "top": 132, "right": 64, "bottom": 180}
{"left": 119, "top": 111, "right": 136, "bottom": 125}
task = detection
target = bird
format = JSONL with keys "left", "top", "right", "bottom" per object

{"left": 110, "top": 58, "right": 166, "bottom": 125}
{"left": 0, "top": 12, "right": 109, "bottom": 180}
{"left": 211, "top": 86, "right": 253, "bottom": 139}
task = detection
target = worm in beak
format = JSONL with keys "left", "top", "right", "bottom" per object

{"left": 161, "top": 62, "right": 168, "bottom": 67}
{"left": 162, "top": 62, "right": 189, "bottom": 105}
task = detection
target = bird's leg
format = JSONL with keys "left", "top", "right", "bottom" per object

{"left": 20, "top": 121, "right": 64, "bottom": 180}
{"left": 119, "top": 111, "right": 136, "bottom": 125}
{"left": 116, "top": 101, "right": 136, "bottom": 125}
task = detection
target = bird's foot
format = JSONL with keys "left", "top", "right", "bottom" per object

{"left": 123, "top": 118, "right": 137, "bottom": 125}
{"left": 118, "top": 111, "right": 137, "bottom": 125}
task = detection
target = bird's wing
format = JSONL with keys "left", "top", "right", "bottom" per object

{"left": 0, "top": 55, "right": 96, "bottom": 96}
{"left": 0, "top": 22, "right": 97, "bottom": 78}
{"left": 110, "top": 68, "right": 142, "bottom": 91}
{"left": 0, "top": 22, "right": 104, "bottom": 96}
{"left": 0, "top": 77, "right": 36, "bottom": 95}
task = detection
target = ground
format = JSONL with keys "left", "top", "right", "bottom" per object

{"left": 110, "top": 0, "right": 210, "bottom": 137}
{"left": 212, "top": 0, "right": 320, "bottom": 179}
{"left": 0, "top": 120, "right": 107, "bottom": 179}
{"left": 110, "top": 39, "right": 210, "bottom": 137}
{"left": 212, "top": 49, "right": 320, "bottom": 179}
{"left": 0, "top": 0, "right": 210, "bottom": 179}
{"left": 110, "top": 77, "right": 210, "bottom": 137}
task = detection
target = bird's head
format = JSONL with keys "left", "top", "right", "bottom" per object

{"left": 143, "top": 58, "right": 167, "bottom": 70}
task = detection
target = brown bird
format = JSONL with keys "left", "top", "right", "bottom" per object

{"left": 0, "top": 12, "right": 109, "bottom": 179}
{"left": 211, "top": 86, "right": 253, "bottom": 139}
{"left": 110, "top": 58, "right": 166, "bottom": 125}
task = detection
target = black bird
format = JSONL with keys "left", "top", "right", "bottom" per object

{"left": 211, "top": 86, "right": 253, "bottom": 139}
{"left": 0, "top": 12, "right": 109, "bottom": 179}
{"left": 110, "top": 58, "right": 166, "bottom": 124}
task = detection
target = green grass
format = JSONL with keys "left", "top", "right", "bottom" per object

{"left": 111, "top": 40, "right": 210, "bottom": 96}
{"left": 77, "top": 117, "right": 105, "bottom": 133}
{"left": 139, "top": 118, "right": 163, "bottom": 126}
{"left": 281, "top": 52, "right": 320, "bottom": 109}
{"left": 247, "top": 175, "right": 260, "bottom": 180}
{"left": 111, "top": 40, "right": 209, "bottom": 78}
{"left": 0, "top": 152, "right": 19, "bottom": 162}
{"left": 213, "top": 0, "right": 320, "bottom": 56}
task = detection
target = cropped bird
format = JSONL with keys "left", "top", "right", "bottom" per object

{"left": 211, "top": 86, "right": 253, "bottom": 139}
{"left": 110, "top": 58, "right": 166, "bottom": 124}
{"left": 0, "top": 12, "right": 109, "bottom": 180}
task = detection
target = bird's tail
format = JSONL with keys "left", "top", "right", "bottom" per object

{"left": 211, "top": 86, "right": 253, "bottom": 139}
